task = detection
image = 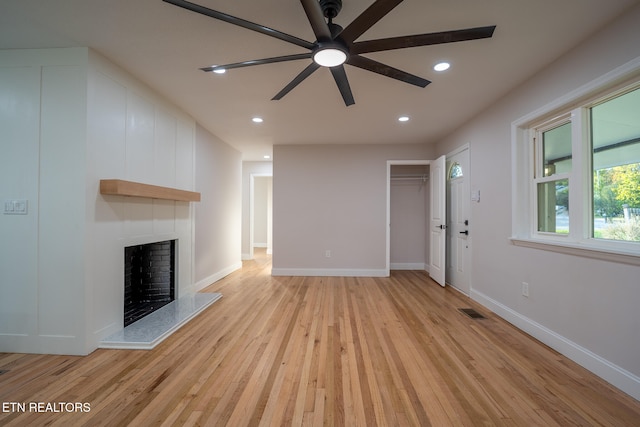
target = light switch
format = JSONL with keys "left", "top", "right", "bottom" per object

{"left": 3, "top": 199, "right": 28, "bottom": 215}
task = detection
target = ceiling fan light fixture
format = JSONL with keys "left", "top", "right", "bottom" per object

{"left": 213, "top": 67, "right": 226, "bottom": 74}
{"left": 313, "top": 46, "right": 347, "bottom": 67}
{"left": 166, "top": 0, "right": 496, "bottom": 106}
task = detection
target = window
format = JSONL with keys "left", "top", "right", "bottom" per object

{"left": 449, "top": 162, "right": 463, "bottom": 179}
{"left": 534, "top": 119, "right": 572, "bottom": 234}
{"left": 512, "top": 65, "right": 640, "bottom": 264}
{"left": 591, "top": 87, "right": 640, "bottom": 242}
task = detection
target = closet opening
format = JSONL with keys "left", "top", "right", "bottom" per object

{"left": 387, "top": 162, "right": 430, "bottom": 274}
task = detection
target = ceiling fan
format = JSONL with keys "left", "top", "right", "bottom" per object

{"left": 163, "top": 0, "right": 496, "bottom": 106}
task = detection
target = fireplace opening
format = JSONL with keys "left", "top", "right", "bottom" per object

{"left": 124, "top": 240, "right": 176, "bottom": 327}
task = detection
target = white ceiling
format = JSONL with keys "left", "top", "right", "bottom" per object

{"left": 2, "top": 0, "right": 638, "bottom": 160}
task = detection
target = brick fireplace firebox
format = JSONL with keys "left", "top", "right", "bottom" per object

{"left": 124, "top": 240, "right": 176, "bottom": 327}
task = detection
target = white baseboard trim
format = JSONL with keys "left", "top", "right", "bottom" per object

{"left": 471, "top": 289, "right": 640, "bottom": 401}
{"left": 271, "top": 268, "right": 388, "bottom": 277}
{"left": 253, "top": 243, "right": 267, "bottom": 248}
{"left": 390, "top": 262, "right": 427, "bottom": 270}
{"left": 194, "top": 262, "right": 242, "bottom": 291}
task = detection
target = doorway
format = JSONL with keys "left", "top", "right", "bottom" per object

{"left": 385, "top": 157, "right": 447, "bottom": 285}
{"left": 386, "top": 159, "right": 444, "bottom": 279}
{"left": 446, "top": 146, "right": 471, "bottom": 294}
{"left": 389, "top": 163, "right": 430, "bottom": 272}
{"left": 249, "top": 174, "right": 272, "bottom": 260}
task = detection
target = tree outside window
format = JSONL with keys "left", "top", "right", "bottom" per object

{"left": 591, "top": 86, "right": 640, "bottom": 242}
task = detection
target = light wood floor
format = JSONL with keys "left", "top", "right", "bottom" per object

{"left": 1, "top": 249, "right": 640, "bottom": 426}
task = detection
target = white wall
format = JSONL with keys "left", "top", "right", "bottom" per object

{"left": 86, "top": 50, "right": 198, "bottom": 353}
{"left": 0, "top": 47, "right": 201, "bottom": 355}
{"left": 0, "top": 48, "right": 88, "bottom": 355}
{"left": 435, "top": 4, "right": 640, "bottom": 399}
{"left": 241, "top": 161, "right": 273, "bottom": 259}
{"left": 194, "top": 124, "right": 242, "bottom": 290}
{"left": 272, "top": 144, "right": 434, "bottom": 276}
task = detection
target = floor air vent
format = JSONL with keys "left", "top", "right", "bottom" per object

{"left": 459, "top": 308, "right": 486, "bottom": 319}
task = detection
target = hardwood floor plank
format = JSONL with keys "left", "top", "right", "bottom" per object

{"left": 1, "top": 250, "right": 639, "bottom": 426}
{"left": 289, "top": 280, "right": 324, "bottom": 426}
{"left": 340, "top": 279, "right": 369, "bottom": 426}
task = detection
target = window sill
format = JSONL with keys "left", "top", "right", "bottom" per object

{"left": 510, "top": 237, "right": 640, "bottom": 266}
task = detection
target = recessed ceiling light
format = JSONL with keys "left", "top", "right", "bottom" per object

{"left": 434, "top": 62, "right": 450, "bottom": 72}
{"left": 252, "top": 117, "right": 264, "bottom": 123}
{"left": 263, "top": 155, "right": 271, "bottom": 159}
{"left": 398, "top": 116, "right": 410, "bottom": 122}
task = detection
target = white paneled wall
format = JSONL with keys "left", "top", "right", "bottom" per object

{"left": 86, "top": 50, "right": 197, "bottom": 351}
{"left": 0, "top": 64, "right": 45, "bottom": 342}
{"left": 38, "top": 64, "right": 87, "bottom": 346}
{"left": 0, "top": 48, "right": 198, "bottom": 355}
{"left": 0, "top": 50, "right": 90, "bottom": 354}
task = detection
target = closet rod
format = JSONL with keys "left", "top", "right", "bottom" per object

{"left": 390, "top": 174, "right": 429, "bottom": 181}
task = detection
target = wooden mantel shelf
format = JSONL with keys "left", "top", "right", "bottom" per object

{"left": 100, "top": 179, "right": 201, "bottom": 202}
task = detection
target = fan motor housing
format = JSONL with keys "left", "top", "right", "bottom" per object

{"left": 320, "top": 0, "right": 342, "bottom": 19}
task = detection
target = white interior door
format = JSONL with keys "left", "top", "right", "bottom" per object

{"left": 446, "top": 148, "right": 470, "bottom": 294}
{"left": 429, "top": 155, "right": 446, "bottom": 286}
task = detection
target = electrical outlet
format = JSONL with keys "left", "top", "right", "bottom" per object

{"left": 325, "top": 250, "right": 331, "bottom": 258}
{"left": 522, "top": 282, "right": 529, "bottom": 298}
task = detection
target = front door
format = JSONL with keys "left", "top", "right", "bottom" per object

{"left": 446, "top": 148, "right": 470, "bottom": 294}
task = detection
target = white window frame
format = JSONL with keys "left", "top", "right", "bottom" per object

{"left": 511, "top": 58, "right": 640, "bottom": 266}
{"left": 532, "top": 114, "right": 574, "bottom": 239}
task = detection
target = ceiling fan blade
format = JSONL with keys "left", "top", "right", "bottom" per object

{"left": 339, "top": 0, "right": 404, "bottom": 44}
{"left": 300, "top": 0, "right": 331, "bottom": 41}
{"left": 163, "top": 0, "right": 315, "bottom": 50}
{"left": 200, "top": 53, "right": 312, "bottom": 72}
{"left": 347, "top": 55, "right": 430, "bottom": 87}
{"left": 272, "top": 62, "right": 321, "bottom": 100}
{"left": 352, "top": 25, "right": 496, "bottom": 54}
{"left": 330, "top": 65, "right": 355, "bottom": 106}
